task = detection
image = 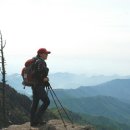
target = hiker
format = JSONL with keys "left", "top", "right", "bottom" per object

{"left": 30, "top": 48, "right": 51, "bottom": 127}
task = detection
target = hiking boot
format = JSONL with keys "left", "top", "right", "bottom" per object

{"left": 38, "top": 121, "right": 47, "bottom": 125}
{"left": 30, "top": 122, "right": 39, "bottom": 127}
{"left": 39, "top": 121, "right": 47, "bottom": 125}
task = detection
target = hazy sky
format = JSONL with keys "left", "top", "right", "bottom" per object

{"left": 0, "top": 0, "right": 130, "bottom": 75}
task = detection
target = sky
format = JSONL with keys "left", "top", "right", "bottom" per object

{"left": 0, "top": 0, "right": 130, "bottom": 76}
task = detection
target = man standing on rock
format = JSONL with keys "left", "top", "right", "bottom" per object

{"left": 30, "top": 48, "right": 51, "bottom": 127}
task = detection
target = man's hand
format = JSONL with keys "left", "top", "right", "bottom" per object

{"left": 43, "top": 77, "right": 50, "bottom": 88}
{"left": 43, "top": 77, "right": 49, "bottom": 82}
{"left": 45, "top": 82, "right": 50, "bottom": 89}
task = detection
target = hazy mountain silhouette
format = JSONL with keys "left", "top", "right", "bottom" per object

{"left": 53, "top": 79, "right": 130, "bottom": 101}
{"left": 6, "top": 73, "right": 130, "bottom": 95}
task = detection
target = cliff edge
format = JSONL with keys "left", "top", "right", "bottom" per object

{"left": 2, "top": 119, "right": 95, "bottom": 130}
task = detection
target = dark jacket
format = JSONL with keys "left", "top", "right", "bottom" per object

{"left": 34, "top": 57, "right": 49, "bottom": 86}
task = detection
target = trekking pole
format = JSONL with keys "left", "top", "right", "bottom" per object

{"left": 46, "top": 87, "right": 49, "bottom": 95}
{"left": 48, "top": 85, "right": 74, "bottom": 125}
{"left": 47, "top": 87, "right": 67, "bottom": 130}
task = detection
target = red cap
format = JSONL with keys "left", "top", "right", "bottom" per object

{"left": 37, "top": 48, "right": 51, "bottom": 54}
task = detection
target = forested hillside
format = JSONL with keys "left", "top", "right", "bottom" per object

{"left": 0, "top": 83, "right": 31, "bottom": 128}
{"left": 50, "top": 95, "right": 130, "bottom": 125}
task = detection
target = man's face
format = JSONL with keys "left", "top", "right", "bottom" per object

{"left": 40, "top": 53, "right": 48, "bottom": 60}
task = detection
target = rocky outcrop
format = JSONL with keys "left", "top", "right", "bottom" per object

{"left": 2, "top": 119, "right": 95, "bottom": 130}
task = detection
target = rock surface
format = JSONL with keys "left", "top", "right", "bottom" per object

{"left": 2, "top": 119, "right": 95, "bottom": 130}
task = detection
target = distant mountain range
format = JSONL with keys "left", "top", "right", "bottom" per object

{"left": 4, "top": 72, "right": 130, "bottom": 95}
{"left": 47, "top": 78, "right": 130, "bottom": 127}
{"left": 53, "top": 79, "right": 130, "bottom": 101}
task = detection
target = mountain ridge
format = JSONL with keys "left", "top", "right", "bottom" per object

{"left": 6, "top": 73, "right": 130, "bottom": 93}
{"left": 52, "top": 78, "right": 130, "bottom": 101}
{"left": 49, "top": 95, "right": 130, "bottom": 125}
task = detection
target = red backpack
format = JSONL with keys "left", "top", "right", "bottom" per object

{"left": 21, "top": 57, "right": 37, "bottom": 88}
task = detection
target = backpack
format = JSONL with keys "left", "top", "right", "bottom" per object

{"left": 21, "top": 57, "right": 37, "bottom": 88}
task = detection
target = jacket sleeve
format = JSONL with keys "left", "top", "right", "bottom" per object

{"left": 35, "top": 59, "right": 49, "bottom": 79}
